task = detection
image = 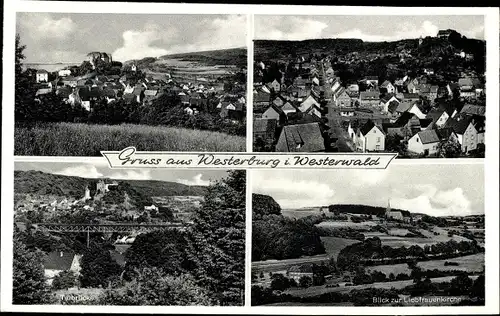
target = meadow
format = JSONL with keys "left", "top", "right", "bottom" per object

{"left": 366, "top": 253, "right": 485, "bottom": 276}
{"left": 15, "top": 122, "right": 246, "bottom": 156}
{"left": 320, "top": 236, "right": 360, "bottom": 259}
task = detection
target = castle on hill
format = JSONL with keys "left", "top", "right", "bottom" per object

{"left": 82, "top": 179, "right": 118, "bottom": 201}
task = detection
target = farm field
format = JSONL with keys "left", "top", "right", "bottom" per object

{"left": 15, "top": 122, "right": 246, "bottom": 156}
{"left": 252, "top": 254, "right": 329, "bottom": 274}
{"left": 316, "top": 220, "right": 378, "bottom": 229}
{"left": 285, "top": 275, "right": 479, "bottom": 298}
{"left": 320, "top": 236, "right": 360, "bottom": 259}
{"left": 367, "top": 253, "right": 485, "bottom": 275}
{"left": 281, "top": 208, "right": 325, "bottom": 218}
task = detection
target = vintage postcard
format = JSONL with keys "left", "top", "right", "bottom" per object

{"left": 253, "top": 15, "right": 486, "bottom": 158}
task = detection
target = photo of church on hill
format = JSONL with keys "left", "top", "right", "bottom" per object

{"left": 252, "top": 15, "right": 486, "bottom": 158}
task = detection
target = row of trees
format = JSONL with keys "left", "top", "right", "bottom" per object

{"left": 13, "top": 171, "right": 246, "bottom": 306}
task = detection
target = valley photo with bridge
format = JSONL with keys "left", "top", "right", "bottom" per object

{"left": 251, "top": 164, "right": 485, "bottom": 306}
{"left": 12, "top": 161, "right": 246, "bottom": 306}
{"left": 14, "top": 13, "right": 247, "bottom": 155}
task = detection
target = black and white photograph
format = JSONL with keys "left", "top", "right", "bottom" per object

{"left": 253, "top": 15, "right": 486, "bottom": 158}
{"left": 12, "top": 162, "right": 245, "bottom": 305}
{"left": 15, "top": 13, "right": 247, "bottom": 155}
{"left": 251, "top": 164, "right": 485, "bottom": 306}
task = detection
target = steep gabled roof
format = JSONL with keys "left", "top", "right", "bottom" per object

{"left": 359, "top": 119, "right": 381, "bottom": 136}
{"left": 43, "top": 251, "right": 75, "bottom": 270}
{"left": 417, "top": 129, "right": 440, "bottom": 144}
{"left": 278, "top": 123, "right": 325, "bottom": 152}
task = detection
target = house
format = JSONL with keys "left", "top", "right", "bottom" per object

{"left": 446, "top": 115, "right": 485, "bottom": 153}
{"left": 288, "top": 264, "right": 314, "bottom": 284}
{"left": 459, "top": 104, "right": 485, "bottom": 117}
{"left": 306, "top": 105, "right": 322, "bottom": 119}
{"left": 254, "top": 90, "right": 271, "bottom": 110}
{"left": 380, "top": 94, "right": 400, "bottom": 113}
{"left": 298, "top": 95, "right": 320, "bottom": 113}
{"left": 359, "top": 91, "right": 380, "bottom": 107}
{"left": 253, "top": 118, "right": 277, "bottom": 146}
{"left": 272, "top": 96, "right": 285, "bottom": 107}
{"left": 275, "top": 122, "right": 325, "bottom": 152}
{"left": 437, "top": 29, "right": 453, "bottom": 39}
{"left": 340, "top": 107, "right": 355, "bottom": 117}
{"left": 36, "top": 69, "right": 49, "bottom": 83}
{"left": 393, "top": 100, "right": 413, "bottom": 119}
{"left": 426, "top": 109, "right": 450, "bottom": 129}
{"left": 269, "top": 79, "right": 281, "bottom": 92}
{"left": 386, "top": 210, "right": 404, "bottom": 221}
{"left": 144, "top": 204, "right": 159, "bottom": 212}
{"left": 353, "top": 120, "right": 385, "bottom": 152}
{"left": 364, "top": 76, "right": 379, "bottom": 88}
{"left": 281, "top": 102, "right": 297, "bottom": 115}
{"left": 402, "top": 93, "right": 420, "bottom": 103}
{"left": 58, "top": 69, "right": 72, "bottom": 77}
{"left": 43, "top": 251, "right": 81, "bottom": 285}
{"left": 385, "top": 112, "right": 421, "bottom": 139}
{"left": 262, "top": 105, "right": 286, "bottom": 124}
{"left": 380, "top": 80, "right": 396, "bottom": 94}
{"left": 333, "top": 87, "right": 352, "bottom": 107}
{"left": 407, "top": 129, "right": 441, "bottom": 155}
{"left": 184, "top": 106, "right": 196, "bottom": 115}
{"left": 408, "top": 103, "right": 427, "bottom": 119}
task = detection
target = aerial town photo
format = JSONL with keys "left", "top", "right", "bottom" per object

{"left": 252, "top": 15, "right": 486, "bottom": 158}
{"left": 251, "top": 165, "right": 485, "bottom": 306}
{"left": 12, "top": 162, "right": 245, "bottom": 305}
{"left": 15, "top": 13, "right": 247, "bottom": 155}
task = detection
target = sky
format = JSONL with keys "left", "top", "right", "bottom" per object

{"left": 16, "top": 13, "right": 247, "bottom": 63}
{"left": 255, "top": 15, "right": 485, "bottom": 42}
{"left": 252, "top": 164, "right": 484, "bottom": 217}
{"left": 14, "top": 161, "right": 230, "bottom": 186}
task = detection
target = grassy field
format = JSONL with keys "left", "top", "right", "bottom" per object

{"left": 316, "top": 221, "right": 378, "bottom": 229}
{"left": 281, "top": 208, "right": 325, "bottom": 219}
{"left": 367, "top": 253, "right": 485, "bottom": 276}
{"left": 15, "top": 122, "right": 246, "bottom": 156}
{"left": 320, "top": 236, "right": 360, "bottom": 259}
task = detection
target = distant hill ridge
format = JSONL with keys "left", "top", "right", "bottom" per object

{"left": 328, "top": 204, "right": 411, "bottom": 217}
{"left": 124, "top": 47, "right": 247, "bottom": 68}
{"left": 14, "top": 170, "right": 207, "bottom": 200}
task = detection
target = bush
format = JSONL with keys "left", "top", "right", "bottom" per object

{"left": 52, "top": 270, "right": 79, "bottom": 290}
{"left": 299, "top": 276, "right": 313, "bottom": 288}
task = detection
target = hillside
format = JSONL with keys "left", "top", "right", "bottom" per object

{"left": 160, "top": 47, "right": 247, "bottom": 67}
{"left": 125, "top": 47, "right": 247, "bottom": 69}
{"left": 328, "top": 204, "right": 411, "bottom": 217}
{"left": 14, "top": 170, "right": 207, "bottom": 200}
{"left": 252, "top": 193, "right": 281, "bottom": 217}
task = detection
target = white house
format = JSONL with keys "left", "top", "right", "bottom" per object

{"left": 36, "top": 69, "right": 49, "bottom": 83}
{"left": 144, "top": 204, "right": 159, "bottom": 212}
{"left": 43, "top": 251, "right": 81, "bottom": 285}
{"left": 353, "top": 120, "right": 385, "bottom": 152}
{"left": 298, "top": 95, "right": 320, "bottom": 113}
{"left": 380, "top": 80, "right": 396, "bottom": 94}
{"left": 58, "top": 69, "right": 72, "bottom": 77}
{"left": 407, "top": 129, "right": 440, "bottom": 155}
{"left": 408, "top": 103, "right": 426, "bottom": 119}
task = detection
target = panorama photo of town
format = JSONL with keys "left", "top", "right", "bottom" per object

{"left": 251, "top": 165, "right": 485, "bottom": 306}
{"left": 252, "top": 15, "right": 486, "bottom": 158}
{"left": 12, "top": 162, "right": 245, "bottom": 305}
{"left": 15, "top": 13, "right": 247, "bottom": 155}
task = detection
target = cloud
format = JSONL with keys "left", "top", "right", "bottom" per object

{"left": 113, "top": 28, "right": 170, "bottom": 61}
{"left": 20, "top": 13, "right": 76, "bottom": 39}
{"left": 253, "top": 172, "right": 335, "bottom": 209}
{"left": 108, "top": 170, "right": 152, "bottom": 180}
{"left": 462, "top": 25, "right": 485, "bottom": 39}
{"left": 334, "top": 20, "right": 439, "bottom": 42}
{"left": 391, "top": 185, "right": 474, "bottom": 216}
{"left": 54, "top": 165, "right": 104, "bottom": 178}
{"left": 177, "top": 174, "right": 211, "bottom": 186}
{"left": 255, "top": 16, "right": 328, "bottom": 40}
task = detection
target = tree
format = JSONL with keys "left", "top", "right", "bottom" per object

{"left": 437, "top": 137, "right": 462, "bottom": 158}
{"left": 298, "top": 276, "right": 312, "bottom": 288}
{"left": 185, "top": 170, "right": 245, "bottom": 306}
{"left": 80, "top": 245, "right": 122, "bottom": 288}
{"left": 270, "top": 274, "right": 293, "bottom": 292}
{"left": 100, "top": 267, "right": 213, "bottom": 306}
{"left": 449, "top": 273, "right": 473, "bottom": 296}
{"left": 15, "top": 34, "right": 38, "bottom": 122}
{"left": 52, "top": 270, "right": 79, "bottom": 290}
{"left": 13, "top": 234, "right": 53, "bottom": 304}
